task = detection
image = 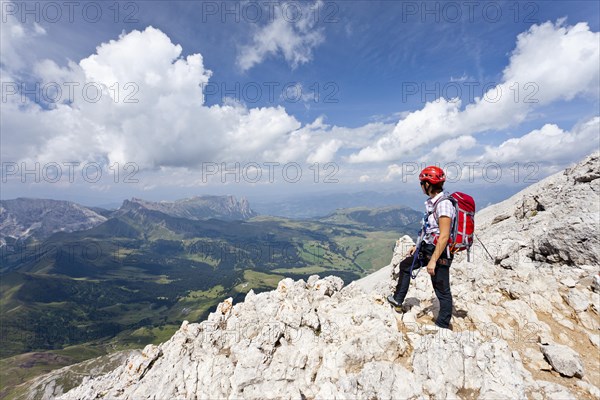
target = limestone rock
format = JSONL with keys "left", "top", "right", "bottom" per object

{"left": 560, "top": 277, "right": 577, "bottom": 288}
{"left": 592, "top": 274, "right": 600, "bottom": 293}
{"left": 59, "top": 276, "right": 412, "bottom": 399}
{"left": 577, "top": 380, "right": 600, "bottom": 399}
{"left": 411, "top": 330, "right": 533, "bottom": 399}
{"left": 578, "top": 310, "right": 600, "bottom": 330}
{"left": 7, "top": 350, "right": 136, "bottom": 400}
{"left": 477, "top": 152, "right": 599, "bottom": 267}
{"left": 535, "top": 380, "right": 577, "bottom": 400}
{"left": 540, "top": 343, "right": 585, "bottom": 378}
{"left": 524, "top": 347, "right": 552, "bottom": 371}
{"left": 565, "top": 288, "right": 590, "bottom": 312}
{"left": 588, "top": 332, "right": 600, "bottom": 348}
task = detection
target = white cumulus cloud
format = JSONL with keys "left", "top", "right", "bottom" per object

{"left": 2, "top": 18, "right": 598, "bottom": 193}
{"left": 1, "top": 26, "right": 328, "bottom": 171}
{"left": 0, "top": 13, "right": 47, "bottom": 75}
{"left": 307, "top": 139, "right": 342, "bottom": 163}
{"left": 477, "top": 117, "right": 600, "bottom": 165}
{"left": 348, "top": 20, "right": 599, "bottom": 164}
{"left": 236, "top": 1, "right": 325, "bottom": 71}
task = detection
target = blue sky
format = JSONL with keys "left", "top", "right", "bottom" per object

{"left": 1, "top": 1, "right": 599, "bottom": 209}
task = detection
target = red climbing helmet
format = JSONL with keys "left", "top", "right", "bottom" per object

{"left": 419, "top": 166, "right": 445, "bottom": 184}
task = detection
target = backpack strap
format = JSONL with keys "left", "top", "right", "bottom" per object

{"left": 431, "top": 194, "right": 458, "bottom": 259}
{"left": 432, "top": 194, "right": 456, "bottom": 222}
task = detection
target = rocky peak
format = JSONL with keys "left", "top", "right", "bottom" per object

{"left": 475, "top": 151, "right": 599, "bottom": 267}
{"left": 0, "top": 198, "right": 107, "bottom": 245}
{"left": 118, "top": 195, "right": 257, "bottom": 221}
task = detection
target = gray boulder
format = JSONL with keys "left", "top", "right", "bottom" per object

{"left": 540, "top": 343, "right": 585, "bottom": 378}
{"left": 565, "top": 288, "right": 590, "bottom": 312}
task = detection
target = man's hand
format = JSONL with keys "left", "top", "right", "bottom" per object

{"left": 408, "top": 245, "right": 417, "bottom": 256}
{"left": 427, "top": 259, "right": 436, "bottom": 276}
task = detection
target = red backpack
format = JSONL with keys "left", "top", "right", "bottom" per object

{"left": 432, "top": 192, "right": 476, "bottom": 261}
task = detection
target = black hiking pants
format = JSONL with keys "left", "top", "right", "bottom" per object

{"left": 393, "top": 243, "right": 453, "bottom": 329}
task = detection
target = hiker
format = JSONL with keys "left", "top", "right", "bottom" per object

{"left": 388, "top": 166, "right": 456, "bottom": 329}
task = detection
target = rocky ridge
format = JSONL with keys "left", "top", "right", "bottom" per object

{"left": 118, "top": 195, "right": 257, "bottom": 221}
{"left": 0, "top": 195, "right": 257, "bottom": 247}
{"left": 0, "top": 198, "right": 107, "bottom": 246}
{"left": 16, "top": 152, "right": 600, "bottom": 399}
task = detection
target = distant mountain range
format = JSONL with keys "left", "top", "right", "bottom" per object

{"left": 251, "top": 191, "right": 413, "bottom": 218}
{"left": 318, "top": 206, "right": 422, "bottom": 231}
{"left": 117, "top": 196, "right": 257, "bottom": 221}
{"left": 0, "top": 198, "right": 107, "bottom": 246}
{"left": 0, "top": 194, "right": 422, "bottom": 248}
{"left": 0, "top": 195, "right": 257, "bottom": 246}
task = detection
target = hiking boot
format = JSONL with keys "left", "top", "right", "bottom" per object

{"left": 386, "top": 295, "right": 402, "bottom": 308}
{"left": 435, "top": 321, "right": 453, "bottom": 331}
{"left": 422, "top": 324, "right": 440, "bottom": 334}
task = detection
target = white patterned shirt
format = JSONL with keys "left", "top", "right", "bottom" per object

{"left": 422, "top": 191, "right": 456, "bottom": 245}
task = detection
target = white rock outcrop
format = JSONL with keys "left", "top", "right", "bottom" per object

{"left": 59, "top": 276, "right": 543, "bottom": 400}
{"left": 60, "top": 276, "right": 412, "bottom": 399}
{"left": 540, "top": 343, "right": 585, "bottom": 378}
